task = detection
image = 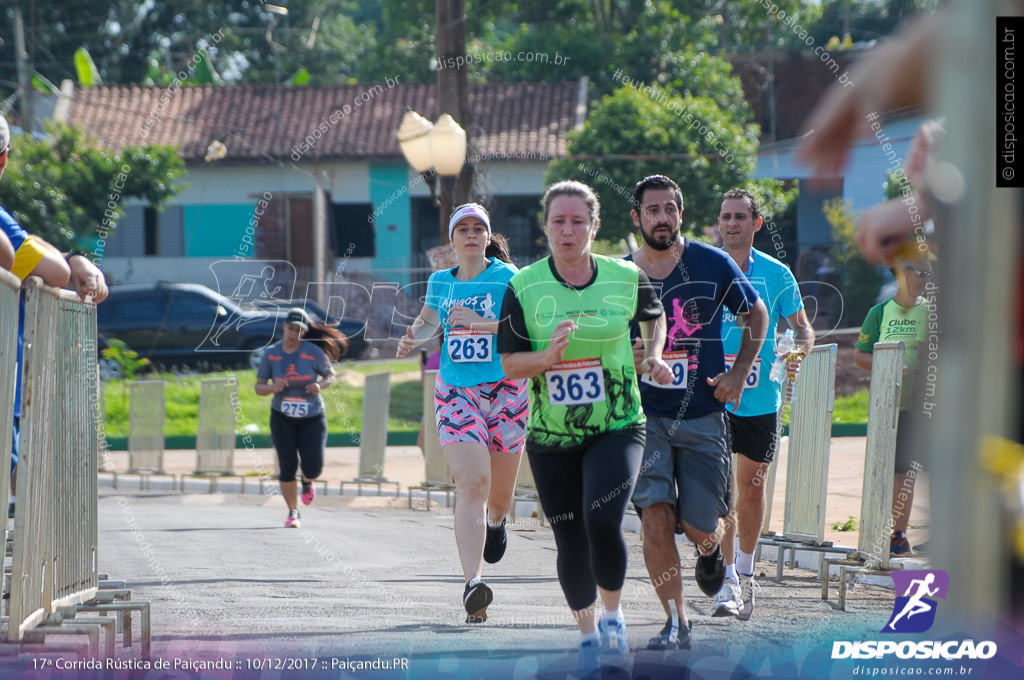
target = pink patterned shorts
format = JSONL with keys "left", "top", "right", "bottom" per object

{"left": 434, "top": 376, "right": 528, "bottom": 453}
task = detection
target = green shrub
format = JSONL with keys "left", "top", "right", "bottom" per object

{"left": 831, "top": 516, "right": 858, "bottom": 532}
{"left": 101, "top": 339, "right": 150, "bottom": 381}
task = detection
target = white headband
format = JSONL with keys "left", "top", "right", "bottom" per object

{"left": 448, "top": 205, "right": 491, "bottom": 240}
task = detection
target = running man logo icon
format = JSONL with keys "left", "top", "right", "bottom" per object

{"left": 882, "top": 570, "right": 949, "bottom": 634}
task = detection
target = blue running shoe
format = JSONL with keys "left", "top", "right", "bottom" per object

{"left": 598, "top": 617, "right": 630, "bottom": 656}
{"left": 577, "top": 638, "right": 601, "bottom": 675}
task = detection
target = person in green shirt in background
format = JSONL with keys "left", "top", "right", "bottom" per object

{"left": 855, "top": 249, "right": 936, "bottom": 555}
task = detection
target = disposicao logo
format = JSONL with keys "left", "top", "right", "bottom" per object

{"left": 883, "top": 569, "right": 948, "bottom": 634}
{"left": 831, "top": 570, "right": 998, "bottom": 661}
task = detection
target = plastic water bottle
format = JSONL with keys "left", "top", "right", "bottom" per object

{"left": 769, "top": 329, "right": 795, "bottom": 384}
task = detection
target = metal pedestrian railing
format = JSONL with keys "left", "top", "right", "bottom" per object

{"left": 4, "top": 276, "right": 150, "bottom": 658}
{"left": 823, "top": 342, "right": 906, "bottom": 609}
{"left": 759, "top": 344, "right": 848, "bottom": 580}
{"left": 0, "top": 269, "right": 18, "bottom": 550}
{"left": 9, "top": 277, "right": 63, "bottom": 639}
{"left": 783, "top": 344, "right": 839, "bottom": 543}
{"left": 51, "top": 288, "right": 100, "bottom": 612}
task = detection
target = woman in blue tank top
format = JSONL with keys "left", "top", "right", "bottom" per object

{"left": 397, "top": 204, "right": 528, "bottom": 624}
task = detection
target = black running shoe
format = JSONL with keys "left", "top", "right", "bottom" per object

{"left": 483, "top": 518, "right": 507, "bottom": 564}
{"left": 647, "top": 616, "right": 692, "bottom": 650}
{"left": 463, "top": 579, "right": 493, "bottom": 624}
{"left": 695, "top": 545, "right": 726, "bottom": 596}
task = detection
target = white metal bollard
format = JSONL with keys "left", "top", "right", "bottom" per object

{"left": 190, "top": 377, "right": 240, "bottom": 492}
{"left": 821, "top": 341, "right": 906, "bottom": 607}
{"left": 340, "top": 372, "right": 399, "bottom": 496}
{"left": 857, "top": 341, "right": 905, "bottom": 568}
{"left": 358, "top": 372, "right": 390, "bottom": 478}
{"left": 783, "top": 344, "right": 838, "bottom": 544}
{"left": 121, "top": 380, "right": 175, "bottom": 490}
{"left": 408, "top": 370, "right": 454, "bottom": 508}
{"left": 421, "top": 371, "right": 449, "bottom": 486}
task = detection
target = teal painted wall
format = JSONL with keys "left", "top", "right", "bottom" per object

{"left": 368, "top": 164, "right": 412, "bottom": 286}
{"left": 184, "top": 204, "right": 254, "bottom": 257}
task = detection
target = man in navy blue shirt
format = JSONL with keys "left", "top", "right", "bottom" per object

{"left": 627, "top": 175, "right": 767, "bottom": 650}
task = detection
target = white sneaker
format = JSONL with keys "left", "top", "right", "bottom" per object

{"left": 711, "top": 577, "right": 741, "bottom": 617}
{"left": 738, "top": 573, "right": 757, "bottom": 621}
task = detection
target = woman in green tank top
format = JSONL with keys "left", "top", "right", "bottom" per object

{"left": 497, "top": 181, "right": 672, "bottom": 672}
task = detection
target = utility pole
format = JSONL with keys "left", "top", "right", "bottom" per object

{"left": 14, "top": 7, "right": 33, "bottom": 134}
{"left": 312, "top": 173, "right": 326, "bottom": 299}
{"left": 435, "top": 0, "right": 474, "bottom": 243}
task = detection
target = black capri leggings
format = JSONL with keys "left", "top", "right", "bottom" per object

{"left": 527, "top": 428, "right": 644, "bottom": 611}
{"left": 269, "top": 409, "right": 327, "bottom": 483}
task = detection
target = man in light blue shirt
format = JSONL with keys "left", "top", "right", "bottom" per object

{"left": 715, "top": 189, "right": 814, "bottom": 620}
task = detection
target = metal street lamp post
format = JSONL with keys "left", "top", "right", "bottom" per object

{"left": 397, "top": 110, "right": 467, "bottom": 245}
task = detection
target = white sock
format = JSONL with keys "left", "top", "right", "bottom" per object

{"left": 725, "top": 562, "right": 738, "bottom": 582}
{"left": 580, "top": 631, "right": 600, "bottom": 644}
{"left": 737, "top": 549, "right": 755, "bottom": 576}
{"left": 602, "top": 607, "right": 623, "bottom": 623}
{"left": 486, "top": 514, "right": 503, "bottom": 528}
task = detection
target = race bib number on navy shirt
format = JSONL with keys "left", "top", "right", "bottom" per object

{"left": 642, "top": 350, "right": 688, "bottom": 389}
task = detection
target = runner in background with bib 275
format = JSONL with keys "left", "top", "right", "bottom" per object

{"left": 255, "top": 308, "right": 345, "bottom": 529}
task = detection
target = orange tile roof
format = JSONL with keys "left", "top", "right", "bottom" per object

{"left": 68, "top": 81, "right": 580, "bottom": 163}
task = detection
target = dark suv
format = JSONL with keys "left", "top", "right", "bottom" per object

{"left": 98, "top": 282, "right": 366, "bottom": 370}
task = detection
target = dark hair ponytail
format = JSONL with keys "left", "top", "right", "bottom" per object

{"left": 304, "top": 323, "right": 348, "bottom": 361}
{"left": 486, "top": 233, "right": 512, "bottom": 263}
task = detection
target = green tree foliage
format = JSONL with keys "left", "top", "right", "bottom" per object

{"left": 229, "top": 5, "right": 375, "bottom": 85}
{"left": 678, "top": 0, "right": 819, "bottom": 51}
{"left": 824, "top": 198, "right": 884, "bottom": 327}
{"left": 73, "top": 47, "right": 103, "bottom": 87}
{"left": 2, "top": 0, "right": 940, "bottom": 91}
{"left": 884, "top": 168, "right": 911, "bottom": 200}
{"left": 0, "top": 124, "right": 185, "bottom": 250}
{"left": 356, "top": 0, "right": 436, "bottom": 83}
{"left": 490, "top": 1, "right": 718, "bottom": 96}
{"left": 545, "top": 83, "right": 795, "bottom": 242}
{"left": 101, "top": 339, "right": 150, "bottom": 381}
{"left": 1, "top": 1, "right": 374, "bottom": 88}
{"left": 809, "top": 0, "right": 939, "bottom": 46}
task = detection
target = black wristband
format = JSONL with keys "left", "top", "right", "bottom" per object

{"left": 65, "top": 250, "right": 90, "bottom": 263}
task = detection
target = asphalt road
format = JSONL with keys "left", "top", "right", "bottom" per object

{"left": 7, "top": 489, "right": 904, "bottom": 680}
